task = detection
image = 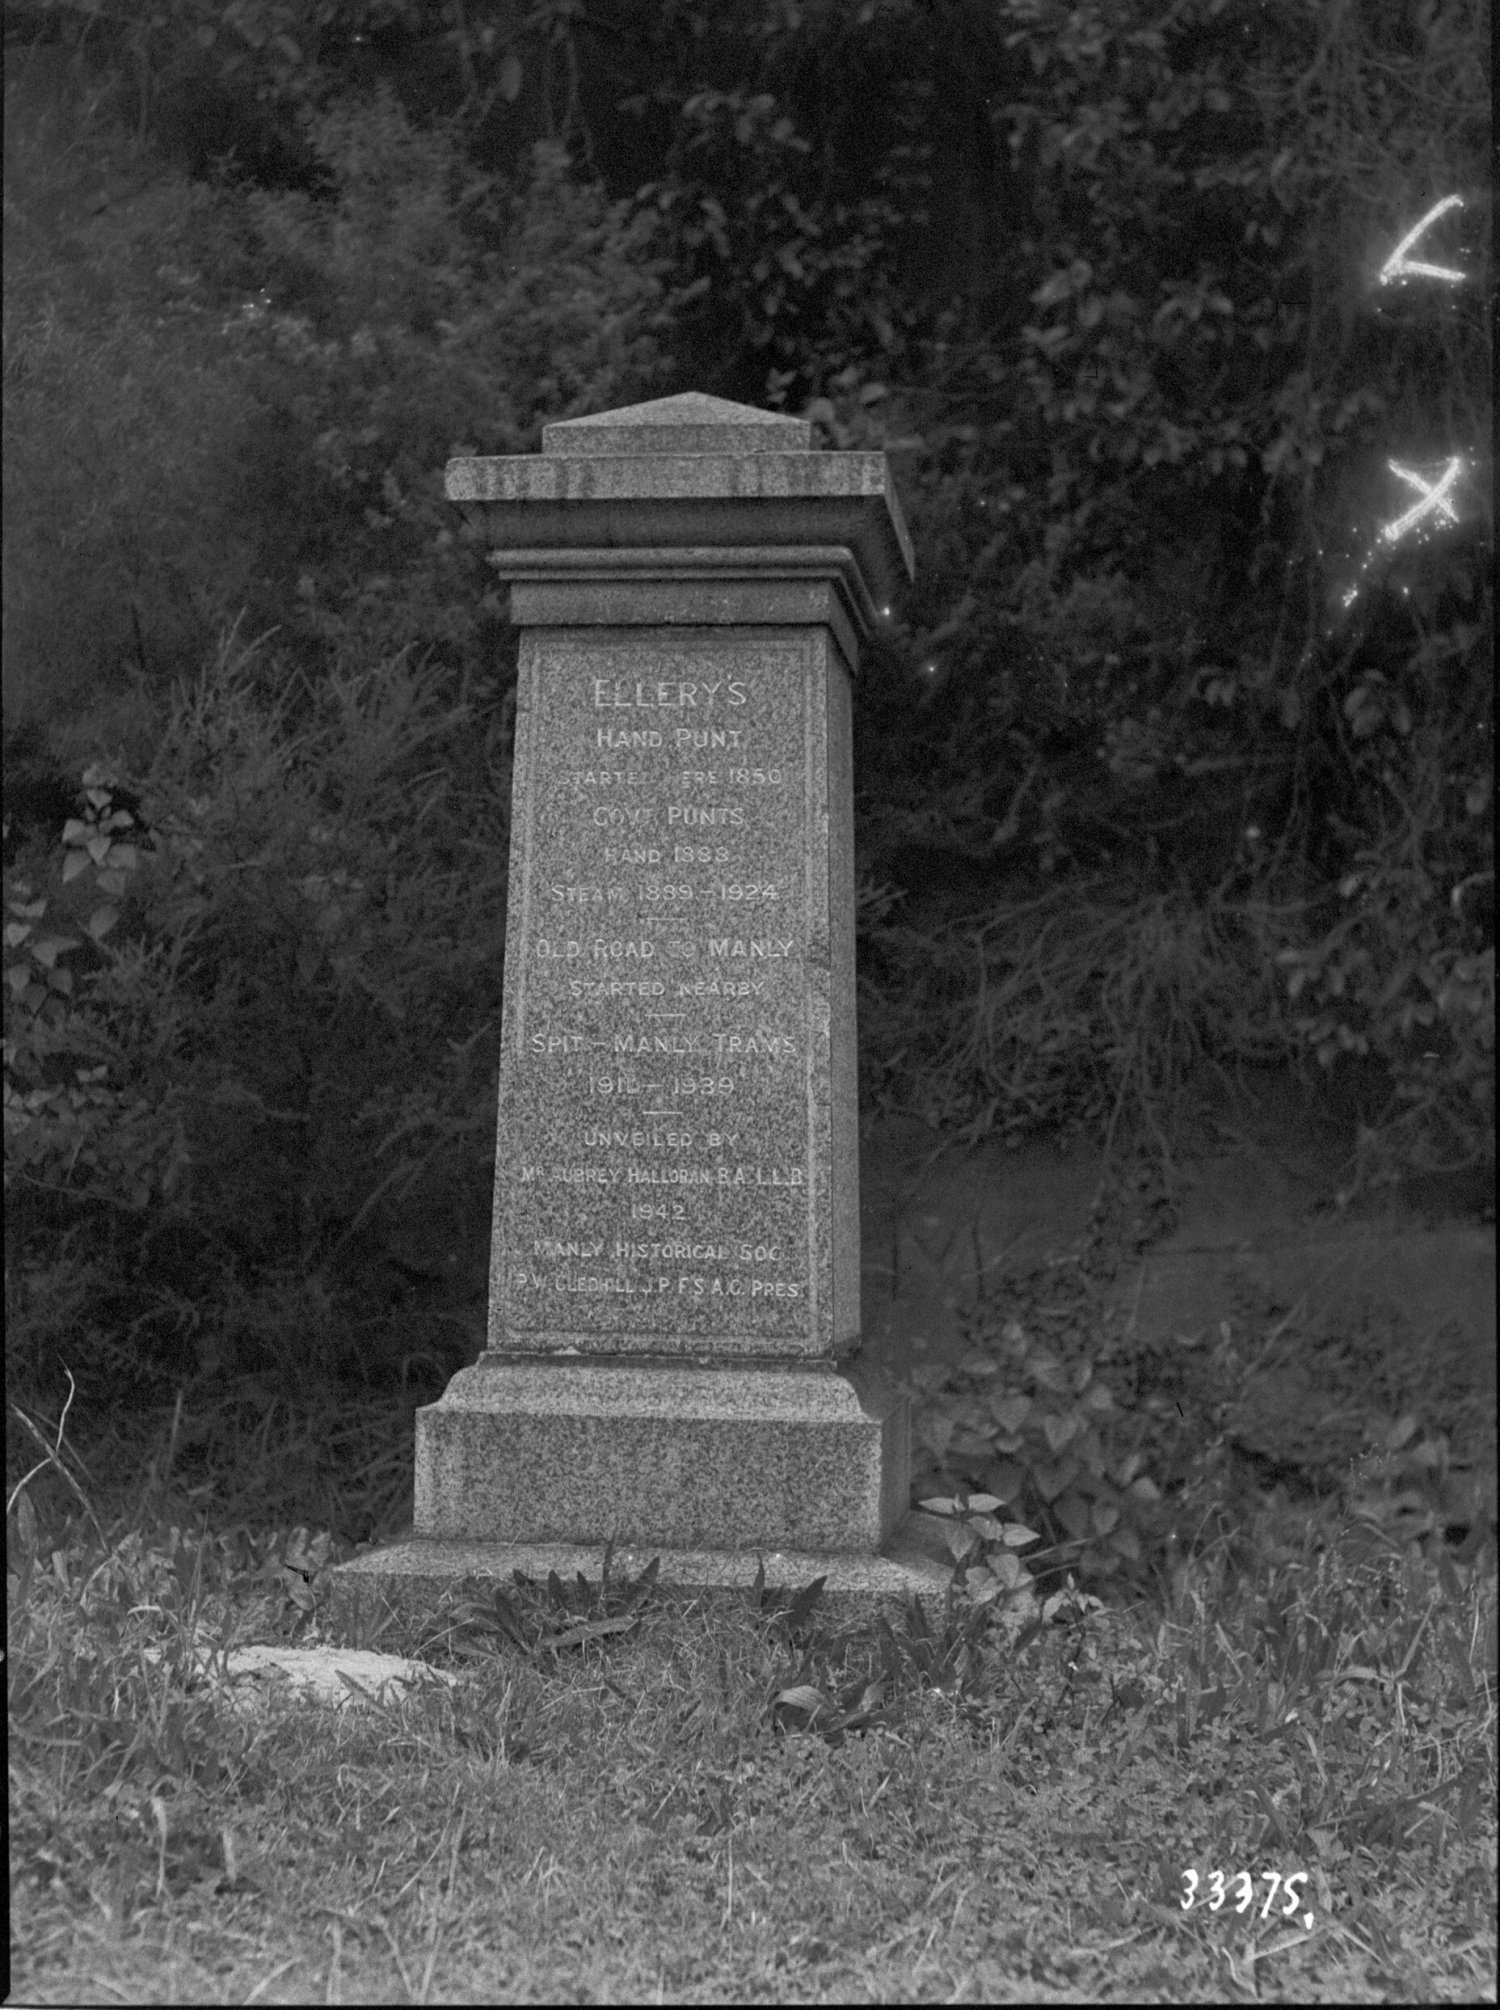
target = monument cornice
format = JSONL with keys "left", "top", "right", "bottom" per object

{"left": 484, "top": 543, "right": 879, "bottom": 669}
{"left": 446, "top": 391, "right": 915, "bottom": 616}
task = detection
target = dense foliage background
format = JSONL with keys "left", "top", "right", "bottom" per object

{"left": 4, "top": 0, "right": 1492, "bottom": 1426}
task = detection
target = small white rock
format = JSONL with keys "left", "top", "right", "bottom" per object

{"left": 153, "top": 1642, "right": 460, "bottom": 1714}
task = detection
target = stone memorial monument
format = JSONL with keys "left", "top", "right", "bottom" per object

{"left": 334, "top": 391, "right": 952, "bottom": 1629}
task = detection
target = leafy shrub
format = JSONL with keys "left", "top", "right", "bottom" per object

{"left": 5, "top": 624, "right": 511, "bottom": 1405}
{"left": 6, "top": 71, "right": 709, "bottom": 1403}
{"left": 4, "top": 761, "right": 184, "bottom": 1214}
{"left": 1269, "top": 720, "right": 1494, "bottom": 1194}
{"left": 221, "top": 95, "right": 687, "bottom": 678}
{"left": 1348, "top": 1416, "right": 1498, "bottom": 1562}
{"left": 838, "top": 0, "right": 1492, "bottom": 1183}
{"left": 912, "top": 1488, "right": 1108, "bottom": 1637}
{"left": 5, "top": 69, "right": 690, "bottom": 723}
{"left": 903, "top": 1315, "right": 1169, "bottom": 1602}
{"left": 629, "top": 75, "right": 927, "bottom": 402}
{"left": 3, "top": 129, "right": 263, "bottom": 715}
{"left": 856, "top": 873, "right": 1299, "bottom": 1153}
{"left": 4, "top": 750, "right": 206, "bottom": 1400}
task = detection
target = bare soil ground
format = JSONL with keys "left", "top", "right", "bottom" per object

{"left": 859, "top": 1061, "right": 1495, "bottom": 1502}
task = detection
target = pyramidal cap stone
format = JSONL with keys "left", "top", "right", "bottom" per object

{"left": 542, "top": 390, "right": 814, "bottom": 456}
{"left": 332, "top": 390, "right": 953, "bottom": 1628}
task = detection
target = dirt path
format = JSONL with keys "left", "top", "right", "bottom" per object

{"left": 857, "top": 1062, "right": 1495, "bottom": 1486}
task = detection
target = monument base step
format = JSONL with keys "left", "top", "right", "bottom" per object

{"left": 413, "top": 1356, "right": 911, "bottom": 1556}
{"left": 330, "top": 1510, "right": 958, "bottom": 1638}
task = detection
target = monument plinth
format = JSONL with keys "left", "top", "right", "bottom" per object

{"left": 333, "top": 392, "right": 952, "bottom": 1626}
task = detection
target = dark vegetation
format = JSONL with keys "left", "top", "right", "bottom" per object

{"left": 5, "top": 0, "right": 1490, "bottom": 1414}
{"left": 4, "top": 2, "right": 1494, "bottom": 1994}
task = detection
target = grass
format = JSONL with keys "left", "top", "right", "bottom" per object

{"left": 9, "top": 1274, "right": 1497, "bottom": 2006}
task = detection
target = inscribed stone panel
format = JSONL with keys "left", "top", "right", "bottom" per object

{"left": 489, "top": 629, "right": 839, "bottom": 1359}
